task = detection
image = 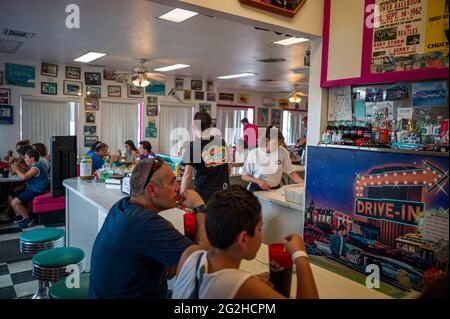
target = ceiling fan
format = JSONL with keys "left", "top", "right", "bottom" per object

{"left": 116, "top": 58, "right": 166, "bottom": 87}
{"left": 287, "top": 86, "right": 308, "bottom": 103}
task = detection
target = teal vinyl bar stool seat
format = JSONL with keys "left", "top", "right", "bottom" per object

{"left": 31, "top": 247, "right": 86, "bottom": 299}
{"left": 19, "top": 228, "right": 65, "bottom": 254}
{"left": 49, "top": 273, "right": 90, "bottom": 299}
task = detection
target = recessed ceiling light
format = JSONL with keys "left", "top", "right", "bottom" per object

{"left": 217, "top": 73, "right": 256, "bottom": 80}
{"left": 154, "top": 64, "right": 191, "bottom": 72}
{"left": 158, "top": 8, "right": 198, "bottom": 23}
{"left": 73, "top": 52, "right": 107, "bottom": 63}
{"left": 274, "top": 37, "right": 309, "bottom": 46}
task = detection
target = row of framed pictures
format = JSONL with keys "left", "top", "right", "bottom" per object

{"left": 175, "top": 78, "right": 214, "bottom": 92}
{"left": 42, "top": 81, "right": 142, "bottom": 98}
{"left": 257, "top": 107, "right": 282, "bottom": 126}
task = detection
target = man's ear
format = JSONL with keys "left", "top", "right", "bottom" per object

{"left": 236, "top": 231, "right": 248, "bottom": 249}
{"left": 146, "top": 182, "right": 158, "bottom": 198}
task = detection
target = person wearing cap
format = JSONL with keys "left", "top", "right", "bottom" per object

{"left": 89, "top": 158, "right": 210, "bottom": 299}
{"left": 242, "top": 126, "right": 304, "bottom": 192}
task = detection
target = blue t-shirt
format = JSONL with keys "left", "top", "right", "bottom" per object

{"left": 27, "top": 162, "right": 48, "bottom": 193}
{"left": 88, "top": 198, "right": 193, "bottom": 299}
{"left": 85, "top": 150, "right": 104, "bottom": 171}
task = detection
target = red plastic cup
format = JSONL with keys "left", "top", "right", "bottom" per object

{"left": 183, "top": 212, "right": 196, "bottom": 242}
{"left": 268, "top": 243, "right": 293, "bottom": 297}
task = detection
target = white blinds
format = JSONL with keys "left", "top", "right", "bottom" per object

{"left": 159, "top": 103, "right": 193, "bottom": 155}
{"left": 282, "top": 110, "right": 305, "bottom": 145}
{"left": 21, "top": 98, "right": 73, "bottom": 148}
{"left": 100, "top": 100, "right": 140, "bottom": 154}
{"left": 216, "top": 107, "right": 252, "bottom": 146}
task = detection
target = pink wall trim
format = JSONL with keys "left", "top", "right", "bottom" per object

{"left": 140, "top": 102, "right": 144, "bottom": 141}
{"left": 321, "top": 0, "right": 449, "bottom": 88}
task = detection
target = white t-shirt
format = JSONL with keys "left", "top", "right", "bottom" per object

{"left": 242, "top": 146, "right": 294, "bottom": 188}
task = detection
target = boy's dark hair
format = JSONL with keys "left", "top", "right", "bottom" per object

{"left": 205, "top": 186, "right": 262, "bottom": 249}
{"left": 32, "top": 143, "right": 48, "bottom": 157}
{"left": 339, "top": 224, "right": 347, "bottom": 231}
{"left": 25, "top": 149, "right": 40, "bottom": 162}
{"left": 18, "top": 145, "right": 33, "bottom": 156}
{"left": 139, "top": 141, "right": 152, "bottom": 152}
{"left": 194, "top": 111, "right": 212, "bottom": 132}
{"left": 241, "top": 118, "right": 249, "bottom": 124}
{"left": 265, "top": 125, "right": 284, "bottom": 141}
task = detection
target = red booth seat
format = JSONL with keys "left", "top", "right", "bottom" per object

{"left": 31, "top": 192, "right": 65, "bottom": 214}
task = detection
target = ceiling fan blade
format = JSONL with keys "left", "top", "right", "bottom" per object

{"left": 145, "top": 72, "right": 166, "bottom": 81}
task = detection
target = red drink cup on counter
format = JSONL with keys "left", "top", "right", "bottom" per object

{"left": 183, "top": 211, "right": 196, "bottom": 242}
{"left": 268, "top": 243, "right": 293, "bottom": 298}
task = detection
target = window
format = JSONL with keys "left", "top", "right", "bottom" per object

{"left": 159, "top": 102, "right": 194, "bottom": 155}
{"left": 99, "top": 100, "right": 141, "bottom": 154}
{"left": 282, "top": 110, "right": 305, "bottom": 146}
{"left": 216, "top": 106, "right": 254, "bottom": 146}
{"left": 20, "top": 97, "right": 78, "bottom": 149}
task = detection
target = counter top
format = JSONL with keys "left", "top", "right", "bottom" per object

{"left": 0, "top": 176, "right": 22, "bottom": 183}
{"left": 255, "top": 188, "right": 304, "bottom": 211}
{"left": 314, "top": 144, "right": 449, "bottom": 157}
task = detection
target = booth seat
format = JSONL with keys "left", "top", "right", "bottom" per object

{"left": 31, "top": 192, "right": 65, "bottom": 225}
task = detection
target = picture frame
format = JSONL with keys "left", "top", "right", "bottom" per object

{"left": 65, "top": 66, "right": 81, "bottom": 79}
{"left": 107, "top": 85, "right": 122, "bottom": 97}
{"left": 41, "top": 82, "right": 57, "bottom": 95}
{"left": 0, "top": 105, "right": 13, "bottom": 125}
{"left": 206, "top": 92, "right": 216, "bottom": 102}
{"left": 279, "top": 99, "right": 289, "bottom": 109}
{"left": 147, "top": 96, "right": 158, "bottom": 104}
{"left": 206, "top": 81, "right": 214, "bottom": 92}
{"left": 85, "top": 98, "right": 100, "bottom": 111}
{"left": 194, "top": 91, "right": 205, "bottom": 101}
{"left": 237, "top": 93, "right": 249, "bottom": 104}
{"left": 84, "top": 125, "right": 97, "bottom": 136}
{"left": 0, "top": 88, "right": 12, "bottom": 105}
{"left": 184, "top": 90, "right": 192, "bottom": 100}
{"left": 84, "top": 135, "right": 98, "bottom": 148}
{"left": 145, "top": 81, "right": 166, "bottom": 96}
{"left": 0, "top": 71, "right": 4, "bottom": 85}
{"left": 191, "top": 80, "right": 203, "bottom": 91}
{"left": 257, "top": 107, "right": 269, "bottom": 125}
{"left": 103, "top": 70, "right": 117, "bottom": 81}
{"left": 5, "top": 63, "right": 35, "bottom": 88}
{"left": 146, "top": 104, "right": 158, "bottom": 117}
{"left": 41, "top": 62, "right": 58, "bottom": 77}
{"left": 63, "top": 80, "right": 83, "bottom": 96}
{"left": 85, "top": 112, "right": 96, "bottom": 124}
{"left": 86, "top": 86, "right": 102, "bottom": 98}
{"left": 84, "top": 72, "right": 102, "bottom": 85}
{"left": 175, "top": 78, "right": 184, "bottom": 90}
{"left": 219, "top": 93, "right": 234, "bottom": 102}
{"left": 270, "top": 109, "right": 282, "bottom": 126}
{"left": 239, "top": 0, "right": 307, "bottom": 18}
{"left": 127, "top": 85, "right": 144, "bottom": 98}
{"left": 199, "top": 103, "right": 212, "bottom": 114}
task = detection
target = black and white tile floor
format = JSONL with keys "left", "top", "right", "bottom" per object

{"left": 0, "top": 222, "right": 65, "bottom": 299}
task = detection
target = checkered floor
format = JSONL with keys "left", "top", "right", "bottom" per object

{"left": 0, "top": 221, "right": 65, "bottom": 299}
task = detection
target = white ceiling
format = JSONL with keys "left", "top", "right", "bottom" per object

{"left": 0, "top": 0, "right": 310, "bottom": 93}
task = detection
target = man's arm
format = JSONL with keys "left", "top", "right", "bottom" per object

{"left": 241, "top": 174, "right": 271, "bottom": 191}
{"left": 180, "top": 165, "right": 193, "bottom": 194}
{"left": 289, "top": 172, "right": 304, "bottom": 185}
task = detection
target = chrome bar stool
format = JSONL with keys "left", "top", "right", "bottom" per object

{"left": 32, "top": 247, "right": 85, "bottom": 299}
{"left": 19, "top": 228, "right": 65, "bottom": 254}
{"left": 49, "top": 273, "right": 90, "bottom": 299}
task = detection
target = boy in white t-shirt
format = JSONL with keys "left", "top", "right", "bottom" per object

{"left": 242, "top": 126, "right": 304, "bottom": 191}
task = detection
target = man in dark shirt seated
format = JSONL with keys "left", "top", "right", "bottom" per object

{"left": 88, "top": 158, "right": 210, "bottom": 299}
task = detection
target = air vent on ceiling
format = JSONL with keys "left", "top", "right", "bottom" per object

{"left": 259, "top": 79, "right": 275, "bottom": 83}
{"left": 291, "top": 66, "right": 310, "bottom": 74}
{"left": 0, "top": 39, "right": 23, "bottom": 54}
{"left": 2, "top": 28, "right": 36, "bottom": 39}
{"left": 258, "top": 58, "right": 286, "bottom": 63}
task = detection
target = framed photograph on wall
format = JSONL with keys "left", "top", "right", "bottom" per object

{"left": 206, "top": 92, "right": 216, "bottom": 102}
{"left": 84, "top": 125, "right": 97, "bottom": 136}
{"left": 86, "top": 86, "right": 101, "bottom": 98}
{"left": 219, "top": 93, "right": 234, "bottom": 102}
{"left": 127, "top": 85, "right": 144, "bottom": 98}
{"left": 85, "top": 98, "right": 100, "bottom": 111}
{"left": 107, "top": 85, "right": 122, "bottom": 97}
{"left": 103, "top": 70, "right": 117, "bottom": 81}
{"left": 84, "top": 72, "right": 102, "bottom": 85}
{"left": 0, "top": 105, "right": 13, "bottom": 125}
{"left": 257, "top": 107, "right": 269, "bottom": 125}
{"left": 65, "top": 66, "right": 81, "bottom": 79}
{"left": 147, "top": 96, "right": 158, "bottom": 104}
{"left": 0, "top": 88, "right": 12, "bottom": 105}
{"left": 147, "top": 104, "right": 158, "bottom": 116}
{"left": 237, "top": 93, "right": 249, "bottom": 104}
{"left": 41, "top": 82, "right": 57, "bottom": 95}
{"left": 5, "top": 63, "right": 35, "bottom": 88}
{"left": 184, "top": 90, "right": 192, "bottom": 100}
{"left": 191, "top": 80, "right": 203, "bottom": 91}
{"left": 271, "top": 109, "right": 282, "bottom": 126}
{"left": 207, "top": 81, "right": 214, "bottom": 92}
{"left": 41, "top": 62, "right": 58, "bottom": 77}
{"left": 145, "top": 80, "right": 166, "bottom": 96}
{"left": 194, "top": 91, "right": 205, "bottom": 101}
{"left": 84, "top": 135, "right": 98, "bottom": 148}
{"left": 85, "top": 112, "right": 96, "bottom": 124}
{"left": 175, "top": 78, "right": 184, "bottom": 90}
{"left": 63, "top": 80, "right": 83, "bottom": 96}
{"left": 199, "top": 103, "right": 212, "bottom": 114}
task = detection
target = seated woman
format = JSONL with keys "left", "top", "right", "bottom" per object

{"left": 8, "top": 149, "right": 49, "bottom": 228}
{"left": 123, "top": 140, "right": 138, "bottom": 163}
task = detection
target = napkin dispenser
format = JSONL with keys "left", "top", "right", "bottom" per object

{"left": 121, "top": 173, "right": 131, "bottom": 195}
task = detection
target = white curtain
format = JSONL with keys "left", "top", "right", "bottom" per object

{"left": 21, "top": 97, "right": 74, "bottom": 148}
{"left": 100, "top": 100, "right": 140, "bottom": 154}
{"left": 282, "top": 110, "right": 305, "bottom": 145}
{"left": 216, "top": 107, "right": 252, "bottom": 146}
{"left": 159, "top": 103, "right": 194, "bottom": 155}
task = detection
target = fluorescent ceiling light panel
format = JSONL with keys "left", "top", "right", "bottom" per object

{"left": 274, "top": 37, "right": 309, "bottom": 46}
{"left": 217, "top": 73, "right": 256, "bottom": 80}
{"left": 153, "top": 64, "right": 191, "bottom": 72}
{"left": 158, "top": 8, "right": 198, "bottom": 23}
{"left": 73, "top": 52, "right": 107, "bottom": 63}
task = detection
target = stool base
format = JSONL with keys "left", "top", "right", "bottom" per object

{"left": 32, "top": 280, "right": 50, "bottom": 299}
